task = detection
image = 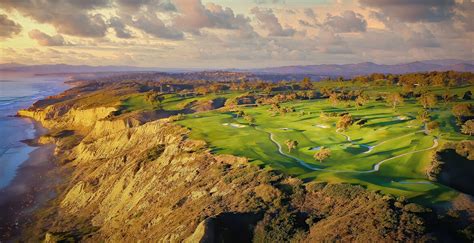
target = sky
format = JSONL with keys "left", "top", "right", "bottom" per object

{"left": 0, "top": 0, "right": 472, "bottom": 68}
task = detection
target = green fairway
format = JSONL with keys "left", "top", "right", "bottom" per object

{"left": 176, "top": 89, "right": 473, "bottom": 205}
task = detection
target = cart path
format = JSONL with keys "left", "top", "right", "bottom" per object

{"left": 256, "top": 127, "right": 438, "bottom": 174}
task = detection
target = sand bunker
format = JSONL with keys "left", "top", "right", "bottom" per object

{"left": 223, "top": 123, "right": 246, "bottom": 128}
{"left": 314, "top": 124, "right": 330, "bottom": 129}
{"left": 396, "top": 116, "right": 409, "bottom": 121}
{"left": 309, "top": 146, "right": 321, "bottom": 151}
{"left": 280, "top": 128, "right": 292, "bottom": 131}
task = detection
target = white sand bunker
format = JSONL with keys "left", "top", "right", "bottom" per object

{"left": 223, "top": 123, "right": 246, "bottom": 128}
{"left": 280, "top": 128, "right": 292, "bottom": 131}
{"left": 396, "top": 116, "right": 409, "bottom": 121}
{"left": 309, "top": 146, "right": 321, "bottom": 151}
{"left": 314, "top": 124, "right": 330, "bottom": 129}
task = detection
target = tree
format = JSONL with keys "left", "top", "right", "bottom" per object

{"left": 402, "top": 84, "right": 415, "bottom": 95}
{"left": 243, "top": 114, "right": 255, "bottom": 125}
{"left": 285, "top": 140, "right": 298, "bottom": 153}
{"left": 236, "top": 110, "right": 245, "bottom": 118}
{"left": 314, "top": 147, "right": 331, "bottom": 163}
{"left": 329, "top": 92, "right": 339, "bottom": 107}
{"left": 452, "top": 103, "right": 472, "bottom": 123}
{"left": 386, "top": 92, "right": 404, "bottom": 110}
{"left": 463, "top": 90, "right": 472, "bottom": 100}
{"left": 442, "top": 89, "right": 452, "bottom": 106}
{"left": 461, "top": 120, "right": 474, "bottom": 136}
{"left": 336, "top": 114, "right": 353, "bottom": 131}
{"left": 355, "top": 94, "right": 369, "bottom": 110}
{"left": 305, "top": 90, "right": 316, "bottom": 100}
{"left": 300, "top": 77, "right": 313, "bottom": 90}
{"left": 448, "top": 78, "right": 458, "bottom": 87}
{"left": 146, "top": 92, "right": 164, "bottom": 108}
{"left": 418, "top": 92, "right": 437, "bottom": 109}
{"left": 195, "top": 86, "right": 210, "bottom": 95}
{"left": 427, "top": 121, "right": 439, "bottom": 133}
{"left": 225, "top": 98, "right": 238, "bottom": 109}
{"left": 417, "top": 110, "right": 431, "bottom": 124}
{"left": 210, "top": 84, "right": 223, "bottom": 93}
{"left": 432, "top": 75, "right": 446, "bottom": 87}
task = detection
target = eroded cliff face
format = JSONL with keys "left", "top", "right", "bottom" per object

{"left": 22, "top": 103, "right": 433, "bottom": 242}
{"left": 18, "top": 106, "right": 116, "bottom": 132}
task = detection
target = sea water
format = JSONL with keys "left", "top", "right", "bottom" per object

{"left": 0, "top": 73, "right": 68, "bottom": 189}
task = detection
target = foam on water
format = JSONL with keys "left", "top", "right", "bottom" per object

{"left": 0, "top": 74, "right": 67, "bottom": 189}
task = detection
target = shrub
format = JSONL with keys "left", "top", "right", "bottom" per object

{"left": 169, "top": 113, "right": 185, "bottom": 122}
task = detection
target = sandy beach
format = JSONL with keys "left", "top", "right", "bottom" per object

{"left": 0, "top": 121, "right": 59, "bottom": 241}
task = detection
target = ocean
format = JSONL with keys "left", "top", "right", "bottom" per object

{"left": 0, "top": 73, "right": 68, "bottom": 189}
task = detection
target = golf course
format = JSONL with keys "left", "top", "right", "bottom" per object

{"left": 167, "top": 83, "right": 474, "bottom": 205}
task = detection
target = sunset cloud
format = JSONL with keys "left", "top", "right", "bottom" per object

{"left": 0, "top": 0, "right": 472, "bottom": 67}
{"left": 28, "top": 29, "right": 71, "bottom": 46}
{"left": 0, "top": 14, "right": 22, "bottom": 39}
{"left": 360, "top": 0, "right": 456, "bottom": 23}
{"left": 323, "top": 11, "right": 367, "bottom": 33}
{"left": 251, "top": 7, "right": 295, "bottom": 36}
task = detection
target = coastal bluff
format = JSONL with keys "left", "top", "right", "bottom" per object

{"left": 13, "top": 82, "right": 454, "bottom": 242}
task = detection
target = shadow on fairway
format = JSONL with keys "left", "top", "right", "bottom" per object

{"left": 365, "top": 119, "right": 409, "bottom": 128}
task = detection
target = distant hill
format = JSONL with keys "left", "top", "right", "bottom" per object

{"left": 250, "top": 59, "right": 474, "bottom": 77}
{"left": 0, "top": 62, "right": 24, "bottom": 69}
{"left": 0, "top": 64, "right": 193, "bottom": 74}
{"left": 1, "top": 59, "right": 472, "bottom": 77}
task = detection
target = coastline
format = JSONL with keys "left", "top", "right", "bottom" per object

{"left": 0, "top": 118, "right": 60, "bottom": 240}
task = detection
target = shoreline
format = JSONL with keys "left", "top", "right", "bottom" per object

{"left": 0, "top": 118, "right": 60, "bottom": 241}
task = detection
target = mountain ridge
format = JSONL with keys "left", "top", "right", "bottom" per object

{"left": 1, "top": 59, "right": 473, "bottom": 76}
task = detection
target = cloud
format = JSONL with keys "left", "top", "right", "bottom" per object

{"left": 1, "top": 0, "right": 473, "bottom": 67}
{"left": 1, "top": 0, "right": 109, "bottom": 37}
{"left": 323, "top": 11, "right": 367, "bottom": 33}
{"left": 254, "top": 0, "right": 286, "bottom": 4}
{"left": 298, "top": 8, "right": 320, "bottom": 28}
{"left": 116, "top": 0, "right": 176, "bottom": 12}
{"left": 455, "top": 0, "right": 474, "bottom": 32}
{"left": 304, "top": 8, "right": 316, "bottom": 19}
{"left": 251, "top": 7, "right": 295, "bottom": 36}
{"left": 28, "top": 29, "right": 70, "bottom": 46}
{"left": 172, "top": 0, "right": 254, "bottom": 35}
{"left": 406, "top": 28, "right": 440, "bottom": 48}
{"left": 360, "top": 0, "right": 456, "bottom": 23}
{"left": 0, "top": 14, "right": 22, "bottom": 39}
{"left": 109, "top": 17, "right": 133, "bottom": 38}
{"left": 124, "top": 12, "right": 184, "bottom": 40}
